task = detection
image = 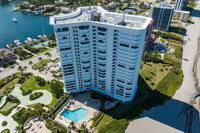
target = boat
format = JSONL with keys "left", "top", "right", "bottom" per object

{"left": 13, "top": 17, "right": 18, "bottom": 22}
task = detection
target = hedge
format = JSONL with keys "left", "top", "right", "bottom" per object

{"left": 1, "top": 129, "right": 10, "bottom": 133}
{"left": 90, "top": 111, "right": 105, "bottom": 128}
{"left": 29, "top": 92, "right": 43, "bottom": 100}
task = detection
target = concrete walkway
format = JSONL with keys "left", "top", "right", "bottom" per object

{"left": 0, "top": 84, "right": 53, "bottom": 133}
{"left": 126, "top": 1, "right": 200, "bottom": 133}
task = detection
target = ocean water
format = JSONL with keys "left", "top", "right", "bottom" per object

{"left": 0, "top": 2, "right": 53, "bottom": 48}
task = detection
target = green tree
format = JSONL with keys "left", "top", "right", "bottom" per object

{"left": 24, "top": 66, "right": 28, "bottom": 73}
{"left": 47, "top": 52, "right": 52, "bottom": 59}
{"left": 29, "top": 61, "right": 33, "bottom": 66}
{"left": 50, "top": 79, "right": 64, "bottom": 98}
{"left": 38, "top": 57, "right": 42, "bottom": 64}
{"left": 14, "top": 125, "right": 21, "bottom": 133}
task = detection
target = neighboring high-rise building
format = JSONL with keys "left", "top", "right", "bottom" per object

{"left": 50, "top": 6, "right": 152, "bottom": 102}
{"left": 150, "top": 3, "right": 174, "bottom": 31}
{"left": 175, "top": 0, "right": 189, "bottom": 11}
{"left": 144, "top": 19, "right": 154, "bottom": 50}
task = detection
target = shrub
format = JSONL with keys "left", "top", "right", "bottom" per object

{"left": 91, "top": 111, "right": 105, "bottom": 127}
{"left": 1, "top": 129, "right": 10, "bottom": 133}
{"left": 6, "top": 95, "right": 20, "bottom": 103}
{"left": 2, "top": 121, "right": 7, "bottom": 126}
{"left": 29, "top": 92, "right": 43, "bottom": 100}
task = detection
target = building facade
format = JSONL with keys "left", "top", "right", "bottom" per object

{"left": 50, "top": 6, "right": 152, "bottom": 102}
{"left": 150, "top": 3, "right": 174, "bottom": 31}
{"left": 175, "top": 0, "right": 188, "bottom": 11}
{"left": 0, "top": 49, "right": 17, "bottom": 66}
{"left": 173, "top": 10, "right": 190, "bottom": 22}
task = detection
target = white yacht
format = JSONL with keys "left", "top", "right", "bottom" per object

{"left": 13, "top": 17, "right": 18, "bottom": 22}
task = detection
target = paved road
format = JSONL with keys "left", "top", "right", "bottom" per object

{"left": 126, "top": 1, "right": 200, "bottom": 133}
{"left": 0, "top": 48, "right": 59, "bottom": 80}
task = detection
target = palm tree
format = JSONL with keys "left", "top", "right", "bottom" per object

{"left": 29, "top": 61, "right": 33, "bottom": 66}
{"left": 14, "top": 125, "right": 21, "bottom": 133}
{"left": 80, "top": 123, "right": 86, "bottom": 130}
{"left": 47, "top": 52, "right": 52, "bottom": 60}
{"left": 18, "top": 66, "right": 24, "bottom": 74}
{"left": 38, "top": 57, "right": 42, "bottom": 64}
{"left": 24, "top": 66, "right": 27, "bottom": 73}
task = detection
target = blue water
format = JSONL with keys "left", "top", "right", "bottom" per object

{"left": 62, "top": 108, "right": 88, "bottom": 122}
{"left": 0, "top": 2, "right": 53, "bottom": 48}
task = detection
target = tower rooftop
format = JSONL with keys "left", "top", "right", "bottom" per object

{"left": 50, "top": 6, "right": 152, "bottom": 29}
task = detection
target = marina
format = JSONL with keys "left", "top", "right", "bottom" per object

{"left": 5, "top": 34, "right": 48, "bottom": 49}
{"left": 0, "top": 2, "right": 53, "bottom": 48}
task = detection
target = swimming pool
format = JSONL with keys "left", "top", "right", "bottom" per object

{"left": 62, "top": 108, "right": 88, "bottom": 122}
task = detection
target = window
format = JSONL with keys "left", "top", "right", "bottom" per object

{"left": 120, "top": 43, "right": 129, "bottom": 48}
{"left": 63, "top": 37, "right": 67, "bottom": 40}
{"left": 98, "top": 40, "right": 103, "bottom": 43}
{"left": 97, "top": 27, "right": 107, "bottom": 31}
{"left": 79, "top": 25, "right": 89, "bottom": 30}
{"left": 131, "top": 46, "right": 138, "bottom": 49}
{"left": 62, "top": 27, "right": 69, "bottom": 31}
{"left": 57, "top": 28, "right": 61, "bottom": 32}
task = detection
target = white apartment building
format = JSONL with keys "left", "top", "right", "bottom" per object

{"left": 50, "top": 6, "right": 152, "bottom": 102}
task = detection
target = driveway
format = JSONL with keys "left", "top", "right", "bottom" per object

{"left": 0, "top": 48, "right": 59, "bottom": 81}
{"left": 126, "top": 1, "right": 200, "bottom": 133}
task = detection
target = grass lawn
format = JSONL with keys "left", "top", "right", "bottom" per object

{"left": 169, "top": 44, "right": 182, "bottom": 59}
{"left": 140, "top": 61, "right": 173, "bottom": 89}
{"left": 32, "top": 59, "right": 50, "bottom": 69}
{"left": 0, "top": 78, "right": 20, "bottom": 97}
{"left": 36, "top": 48, "right": 50, "bottom": 55}
{"left": 20, "top": 75, "right": 59, "bottom": 107}
{"left": 155, "top": 69, "right": 183, "bottom": 97}
{"left": 164, "top": 52, "right": 181, "bottom": 66}
{"left": 95, "top": 68, "right": 183, "bottom": 133}
{"left": 0, "top": 102, "right": 17, "bottom": 112}
{"left": 169, "top": 39, "right": 183, "bottom": 44}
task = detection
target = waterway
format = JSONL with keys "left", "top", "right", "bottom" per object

{"left": 0, "top": 2, "right": 53, "bottom": 48}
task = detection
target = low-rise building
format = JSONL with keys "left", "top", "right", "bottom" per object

{"left": 0, "top": 49, "right": 17, "bottom": 66}
{"left": 173, "top": 10, "right": 190, "bottom": 22}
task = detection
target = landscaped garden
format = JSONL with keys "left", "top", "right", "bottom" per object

{"left": 0, "top": 95, "right": 20, "bottom": 116}
{"left": 14, "top": 47, "right": 33, "bottom": 61}
{"left": 32, "top": 59, "right": 51, "bottom": 69}
{"left": 20, "top": 75, "right": 60, "bottom": 107}
{"left": 0, "top": 72, "right": 68, "bottom": 133}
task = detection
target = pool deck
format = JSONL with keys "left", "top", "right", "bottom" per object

{"left": 55, "top": 92, "right": 100, "bottom": 128}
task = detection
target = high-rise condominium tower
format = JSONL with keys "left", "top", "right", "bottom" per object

{"left": 50, "top": 6, "right": 152, "bottom": 102}
{"left": 150, "top": 3, "right": 174, "bottom": 31}
{"left": 175, "top": 0, "right": 189, "bottom": 11}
